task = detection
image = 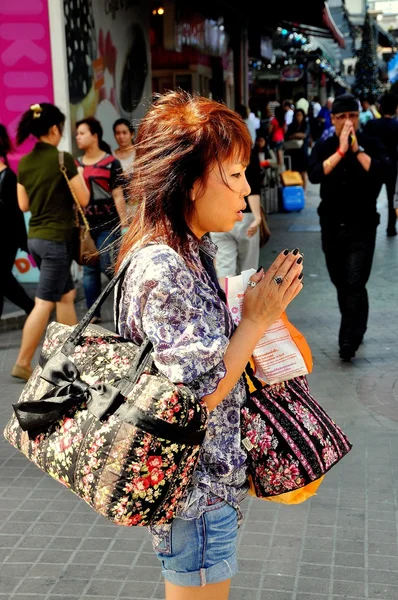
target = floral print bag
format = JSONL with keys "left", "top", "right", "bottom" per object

{"left": 3, "top": 258, "right": 208, "bottom": 527}
{"left": 242, "top": 362, "right": 352, "bottom": 499}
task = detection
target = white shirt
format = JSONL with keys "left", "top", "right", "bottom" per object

{"left": 285, "top": 109, "right": 294, "bottom": 126}
{"left": 312, "top": 102, "right": 322, "bottom": 118}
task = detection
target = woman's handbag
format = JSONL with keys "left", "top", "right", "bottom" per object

{"left": 59, "top": 153, "right": 99, "bottom": 267}
{"left": 284, "top": 139, "right": 304, "bottom": 150}
{"left": 3, "top": 260, "right": 208, "bottom": 527}
{"left": 242, "top": 364, "right": 352, "bottom": 500}
{"left": 259, "top": 206, "right": 271, "bottom": 248}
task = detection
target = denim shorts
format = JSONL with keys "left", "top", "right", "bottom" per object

{"left": 28, "top": 238, "right": 74, "bottom": 302}
{"left": 152, "top": 496, "right": 238, "bottom": 587}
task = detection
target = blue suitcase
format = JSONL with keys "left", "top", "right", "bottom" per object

{"left": 282, "top": 185, "right": 305, "bottom": 212}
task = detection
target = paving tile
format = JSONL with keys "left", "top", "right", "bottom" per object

{"left": 332, "top": 580, "right": 365, "bottom": 597}
{"left": 301, "top": 550, "right": 333, "bottom": 565}
{"left": 368, "top": 554, "right": 398, "bottom": 571}
{"left": 368, "top": 583, "right": 398, "bottom": 599}
{"left": 119, "top": 580, "right": 158, "bottom": 598}
{"left": 85, "top": 580, "right": 124, "bottom": 597}
{"left": 296, "top": 576, "right": 330, "bottom": 595}
{"left": 259, "top": 592, "right": 292, "bottom": 600}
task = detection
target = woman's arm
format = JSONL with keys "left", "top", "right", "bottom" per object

{"left": 246, "top": 194, "right": 262, "bottom": 238}
{"left": 203, "top": 250, "right": 303, "bottom": 410}
{"left": 17, "top": 183, "right": 30, "bottom": 212}
{"left": 68, "top": 173, "right": 90, "bottom": 207}
{"left": 112, "top": 186, "right": 128, "bottom": 226}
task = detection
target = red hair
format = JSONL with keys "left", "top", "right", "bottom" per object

{"left": 116, "top": 90, "right": 252, "bottom": 270}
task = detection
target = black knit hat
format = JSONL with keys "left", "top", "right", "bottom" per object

{"left": 331, "top": 93, "right": 359, "bottom": 114}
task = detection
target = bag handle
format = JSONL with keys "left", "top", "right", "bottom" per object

{"left": 61, "top": 257, "right": 134, "bottom": 356}
{"left": 59, "top": 152, "right": 90, "bottom": 232}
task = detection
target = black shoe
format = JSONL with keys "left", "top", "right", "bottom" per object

{"left": 339, "top": 343, "right": 355, "bottom": 362}
{"left": 387, "top": 229, "right": 397, "bottom": 237}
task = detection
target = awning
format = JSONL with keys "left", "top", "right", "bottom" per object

{"left": 374, "top": 20, "right": 397, "bottom": 49}
{"left": 322, "top": 3, "right": 345, "bottom": 49}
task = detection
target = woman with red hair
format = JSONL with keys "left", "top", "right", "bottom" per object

{"left": 116, "top": 90, "right": 303, "bottom": 599}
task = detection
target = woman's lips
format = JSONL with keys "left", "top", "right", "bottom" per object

{"left": 236, "top": 211, "right": 243, "bottom": 221}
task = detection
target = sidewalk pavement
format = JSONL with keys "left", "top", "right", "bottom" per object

{"left": 1, "top": 182, "right": 398, "bottom": 600}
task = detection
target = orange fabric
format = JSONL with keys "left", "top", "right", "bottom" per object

{"left": 280, "top": 312, "right": 313, "bottom": 374}
{"left": 248, "top": 475, "right": 325, "bottom": 504}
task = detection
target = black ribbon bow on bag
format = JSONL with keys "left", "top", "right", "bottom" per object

{"left": 13, "top": 353, "right": 123, "bottom": 432}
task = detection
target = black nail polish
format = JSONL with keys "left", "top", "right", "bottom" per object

{"left": 256, "top": 266, "right": 263, "bottom": 273}
{"left": 296, "top": 257, "right": 303, "bottom": 264}
{"left": 298, "top": 273, "right": 303, "bottom": 280}
{"left": 292, "top": 248, "right": 299, "bottom": 255}
{"left": 283, "top": 249, "right": 289, "bottom": 256}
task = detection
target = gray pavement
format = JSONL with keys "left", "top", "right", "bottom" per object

{"left": 1, "top": 182, "right": 398, "bottom": 600}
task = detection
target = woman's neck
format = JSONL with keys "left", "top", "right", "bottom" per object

{"left": 116, "top": 145, "right": 134, "bottom": 156}
{"left": 39, "top": 135, "right": 57, "bottom": 146}
{"left": 84, "top": 145, "right": 104, "bottom": 160}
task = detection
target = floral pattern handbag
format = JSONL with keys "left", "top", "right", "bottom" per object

{"left": 242, "top": 362, "right": 352, "bottom": 499}
{"left": 3, "top": 259, "right": 208, "bottom": 527}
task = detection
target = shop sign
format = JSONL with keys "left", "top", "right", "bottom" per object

{"left": 280, "top": 66, "right": 304, "bottom": 82}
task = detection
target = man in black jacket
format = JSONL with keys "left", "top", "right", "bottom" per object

{"left": 308, "top": 94, "right": 389, "bottom": 361}
{"left": 364, "top": 93, "right": 398, "bottom": 236}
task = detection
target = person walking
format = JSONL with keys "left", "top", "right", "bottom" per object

{"left": 269, "top": 106, "right": 286, "bottom": 166}
{"left": 210, "top": 144, "right": 263, "bottom": 277}
{"left": 76, "top": 117, "right": 127, "bottom": 323}
{"left": 364, "top": 93, "right": 398, "bottom": 236}
{"left": 116, "top": 89, "right": 303, "bottom": 600}
{"left": 282, "top": 100, "right": 294, "bottom": 126}
{"left": 11, "top": 103, "right": 89, "bottom": 381}
{"left": 284, "top": 108, "right": 310, "bottom": 190}
{"left": 317, "top": 97, "right": 334, "bottom": 135}
{"left": 113, "top": 118, "right": 135, "bottom": 173}
{"left": 308, "top": 93, "right": 389, "bottom": 362}
{"left": 0, "top": 124, "right": 35, "bottom": 319}
{"left": 113, "top": 118, "right": 136, "bottom": 218}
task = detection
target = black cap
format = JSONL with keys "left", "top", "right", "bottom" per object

{"left": 331, "top": 93, "right": 359, "bottom": 114}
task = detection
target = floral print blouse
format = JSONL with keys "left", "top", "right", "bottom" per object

{"left": 116, "top": 235, "right": 249, "bottom": 534}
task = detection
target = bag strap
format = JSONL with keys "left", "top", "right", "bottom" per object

{"left": 59, "top": 152, "right": 90, "bottom": 232}
{"left": 61, "top": 257, "right": 133, "bottom": 356}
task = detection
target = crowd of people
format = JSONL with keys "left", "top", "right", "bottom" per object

{"left": 1, "top": 89, "right": 398, "bottom": 375}
{"left": 0, "top": 104, "right": 135, "bottom": 381}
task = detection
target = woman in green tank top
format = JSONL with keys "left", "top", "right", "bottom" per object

{"left": 11, "top": 103, "right": 90, "bottom": 381}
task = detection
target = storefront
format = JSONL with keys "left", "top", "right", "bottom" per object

{"left": 63, "top": 0, "right": 151, "bottom": 151}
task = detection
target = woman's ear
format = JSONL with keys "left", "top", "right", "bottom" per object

{"left": 191, "top": 180, "right": 199, "bottom": 202}
{"left": 50, "top": 124, "right": 60, "bottom": 137}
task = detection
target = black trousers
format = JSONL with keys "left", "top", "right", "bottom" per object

{"left": 0, "top": 243, "right": 35, "bottom": 318}
{"left": 385, "top": 171, "right": 397, "bottom": 233}
{"left": 321, "top": 223, "right": 377, "bottom": 350}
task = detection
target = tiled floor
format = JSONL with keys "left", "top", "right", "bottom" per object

{"left": 1, "top": 183, "right": 397, "bottom": 599}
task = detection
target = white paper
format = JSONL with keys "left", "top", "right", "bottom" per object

{"left": 226, "top": 269, "right": 308, "bottom": 385}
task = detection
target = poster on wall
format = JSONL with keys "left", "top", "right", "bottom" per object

{"left": 0, "top": 0, "right": 54, "bottom": 284}
{"left": 64, "top": 0, "right": 150, "bottom": 152}
{"left": 12, "top": 214, "right": 40, "bottom": 284}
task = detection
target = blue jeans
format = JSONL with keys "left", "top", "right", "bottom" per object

{"left": 152, "top": 496, "right": 238, "bottom": 587}
{"left": 83, "top": 229, "right": 118, "bottom": 317}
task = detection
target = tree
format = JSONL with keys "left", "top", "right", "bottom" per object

{"left": 352, "top": 12, "right": 382, "bottom": 101}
